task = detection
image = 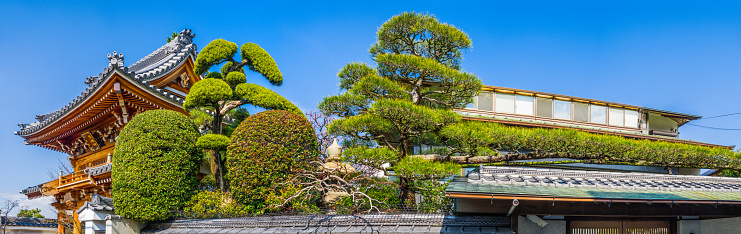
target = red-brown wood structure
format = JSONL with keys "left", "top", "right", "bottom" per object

{"left": 16, "top": 29, "right": 201, "bottom": 234}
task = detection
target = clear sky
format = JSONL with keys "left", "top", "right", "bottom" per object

{"left": 1, "top": 1, "right": 741, "bottom": 217}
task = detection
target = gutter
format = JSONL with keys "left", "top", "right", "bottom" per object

{"left": 446, "top": 192, "right": 741, "bottom": 205}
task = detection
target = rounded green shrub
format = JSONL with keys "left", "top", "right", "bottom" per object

{"left": 183, "top": 78, "right": 232, "bottom": 109}
{"left": 194, "top": 39, "right": 238, "bottom": 75}
{"left": 225, "top": 72, "right": 247, "bottom": 86}
{"left": 226, "top": 110, "right": 319, "bottom": 207}
{"left": 112, "top": 110, "right": 202, "bottom": 221}
{"left": 240, "top": 43, "right": 283, "bottom": 86}
{"left": 196, "top": 134, "right": 231, "bottom": 150}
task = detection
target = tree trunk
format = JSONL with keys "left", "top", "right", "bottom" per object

{"left": 209, "top": 150, "right": 228, "bottom": 192}
{"left": 399, "top": 177, "right": 416, "bottom": 206}
{"left": 210, "top": 114, "right": 228, "bottom": 192}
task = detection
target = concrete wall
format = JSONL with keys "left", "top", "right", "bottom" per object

{"left": 105, "top": 215, "right": 146, "bottom": 234}
{"left": 517, "top": 215, "right": 566, "bottom": 234}
{"left": 699, "top": 217, "right": 741, "bottom": 234}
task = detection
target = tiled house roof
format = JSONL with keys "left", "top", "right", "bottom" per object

{"left": 143, "top": 214, "right": 513, "bottom": 234}
{"left": 449, "top": 166, "right": 741, "bottom": 202}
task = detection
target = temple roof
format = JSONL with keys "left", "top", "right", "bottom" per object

{"left": 450, "top": 166, "right": 741, "bottom": 202}
{"left": 15, "top": 29, "right": 198, "bottom": 137}
{"left": 76, "top": 194, "right": 114, "bottom": 213}
{"left": 83, "top": 163, "right": 111, "bottom": 176}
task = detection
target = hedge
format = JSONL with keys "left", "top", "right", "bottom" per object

{"left": 112, "top": 110, "right": 202, "bottom": 221}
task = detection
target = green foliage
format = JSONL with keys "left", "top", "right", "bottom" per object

{"left": 440, "top": 121, "right": 741, "bottom": 169}
{"left": 188, "top": 38, "right": 297, "bottom": 192}
{"left": 205, "top": 72, "right": 223, "bottom": 79}
{"left": 338, "top": 62, "right": 376, "bottom": 90}
{"left": 223, "top": 108, "right": 250, "bottom": 137}
{"left": 318, "top": 12, "right": 480, "bottom": 204}
{"left": 225, "top": 72, "right": 246, "bottom": 86}
{"left": 194, "top": 39, "right": 238, "bottom": 75}
{"left": 17, "top": 208, "right": 44, "bottom": 218}
{"left": 183, "top": 190, "right": 254, "bottom": 217}
{"left": 220, "top": 62, "right": 244, "bottom": 77}
{"left": 234, "top": 83, "right": 302, "bottom": 115}
{"left": 197, "top": 134, "right": 231, "bottom": 150}
{"left": 394, "top": 156, "right": 460, "bottom": 180}
{"left": 226, "top": 110, "right": 320, "bottom": 207}
{"left": 240, "top": 43, "right": 283, "bottom": 86}
{"left": 166, "top": 32, "right": 178, "bottom": 43}
{"left": 370, "top": 12, "right": 471, "bottom": 69}
{"left": 183, "top": 79, "right": 232, "bottom": 109}
{"left": 334, "top": 177, "right": 400, "bottom": 212}
{"left": 342, "top": 147, "right": 398, "bottom": 170}
{"left": 112, "top": 110, "right": 202, "bottom": 221}
{"left": 188, "top": 109, "right": 213, "bottom": 130}
{"left": 411, "top": 180, "right": 451, "bottom": 211}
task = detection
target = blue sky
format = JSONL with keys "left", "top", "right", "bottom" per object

{"left": 2, "top": 1, "right": 741, "bottom": 217}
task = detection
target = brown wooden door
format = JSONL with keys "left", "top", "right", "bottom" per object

{"left": 570, "top": 220, "right": 670, "bottom": 234}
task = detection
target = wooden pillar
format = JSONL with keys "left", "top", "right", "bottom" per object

{"left": 57, "top": 206, "right": 65, "bottom": 234}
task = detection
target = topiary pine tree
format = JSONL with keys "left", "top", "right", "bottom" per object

{"left": 318, "top": 12, "right": 482, "bottom": 204}
{"left": 226, "top": 110, "right": 320, "bottom": 209}
{"left": 184, "top": 39, "right": 302, "bottom": 192}
{"left": 112, "top": 110, "right": 202, "bottom": 221}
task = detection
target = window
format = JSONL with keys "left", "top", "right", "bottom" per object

{"left": 609, "top": 107, "right": 624, "bottom": 126}
{"left": 477, "top": 92, "right": 493, "bottom": 111}
{"left": 625, "top": 109, "right": 639, "bottom": 128}
{"left": 554, "top": 100, "right": 571, "bottom": 119}
{"left": 515, "top": 95, "right": 534, "bottom": 115}
{"left": 536, "top": 98, "right": 553, "bottom": 118}
{"left": 495, "top": 93, "right": 515, "bottom": 113}
{"left": 590, "top": 105, "right": 607, "bottom": 124}
{"left": 573, "top": 102, "right": 589, "bottom": 122}
{"left": 466, "top": 96, "right": 477, "bottom": 109}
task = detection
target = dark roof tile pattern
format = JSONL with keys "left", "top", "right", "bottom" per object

{"left": 16, "top": 29, "right": 198, "bottom": 137}
{"left": 83, "top": 163, "right": 112, "bottom": 176}
{"left": 468, "top": 166, "right": 741, "bottom": 192}
{"left": 1, "top": 217, "right": 58, "bottom": 228}
{"left": 76, "top": 194, "right": 114, "bottom": 213}
{"left": 143, "top": 214, "right": 513, "bottom": 234}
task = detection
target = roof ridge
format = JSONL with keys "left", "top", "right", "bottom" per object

{"left": 15, "top": 29, "right": 197, "bottom": 139}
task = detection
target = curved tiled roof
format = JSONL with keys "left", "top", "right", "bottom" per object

{"left": 1, "top": 217, "right": 58, "bottom": 228}
{"left": 76, "top": 194, "right": 114, "bottom": 213}
{"left": 16, "top": 29, "right": 198, "bottom": 137}
{"left": 468, "top": 166, "right": 741, "bottom": 193}
{"left": 143, "top": 214, "right": 512, "bottom": 234}
{"left": 83, "top": 163, "right": 112, "bottom": 176}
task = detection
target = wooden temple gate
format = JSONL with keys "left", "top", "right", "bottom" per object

{"left": 17, "top": 29, "right": 201, "bottom": 234}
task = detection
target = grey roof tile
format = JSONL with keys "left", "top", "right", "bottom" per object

{"left": 17, "top": 29, "right": 198, "bottom": 137}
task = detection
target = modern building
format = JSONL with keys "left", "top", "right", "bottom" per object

{"left": 17, "top": 29, "right": 202, "bottom": 234}
{"left": 459, "top": 85, "right": 727, "bottom": 148}
{"left": 443, "top": 85, "right": 741, "bottom": 233}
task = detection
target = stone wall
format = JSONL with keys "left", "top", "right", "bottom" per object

{"left": 105, "top": 215, "right": 146, "bottom": 234}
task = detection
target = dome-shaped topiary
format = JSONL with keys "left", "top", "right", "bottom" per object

{"left": 112, "top": 109, "right": 202, "bottom": 221}
{"left": 226, "top": 110, "right": 319, "bottom": 207}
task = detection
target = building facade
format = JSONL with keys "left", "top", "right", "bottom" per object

{"left": 17, "top": 29, "right": 201, "bottom": 234}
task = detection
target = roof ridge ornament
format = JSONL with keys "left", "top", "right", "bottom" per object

{"left": 107, "top": 51, "right": 124, "bottom": 68}
{"left": 167, "top": 29, "right": 196, "bottom": 53}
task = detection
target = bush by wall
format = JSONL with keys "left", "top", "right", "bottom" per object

{"left": 226, "top": 110, "right": 320, "bottom": 209}
{"left": 112, "top": 110, "right": 202, "bottom": 221}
